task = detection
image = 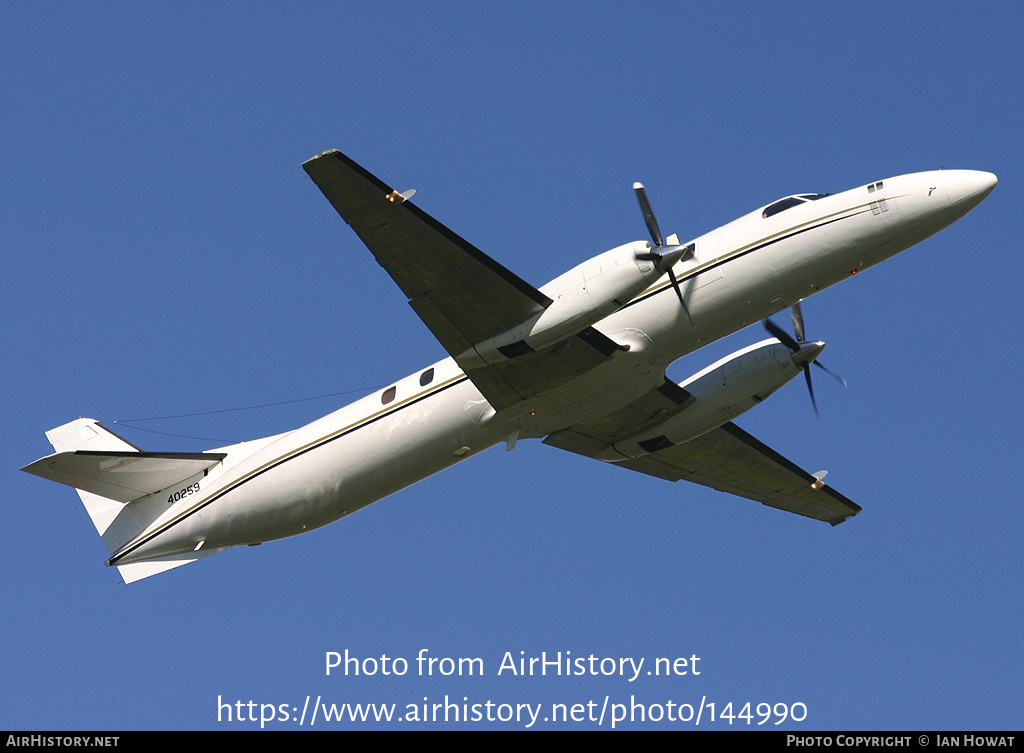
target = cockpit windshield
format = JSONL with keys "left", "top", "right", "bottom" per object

{"left": 762, "top": 193, "right": 830, "bottom": 219}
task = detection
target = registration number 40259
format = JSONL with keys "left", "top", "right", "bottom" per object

{"left": 168, "top": 482, "right": 201, "bottom": 505}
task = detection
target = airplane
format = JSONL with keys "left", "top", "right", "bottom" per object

{"left": 22, "top": 150, "right": 997, "bottom": 583}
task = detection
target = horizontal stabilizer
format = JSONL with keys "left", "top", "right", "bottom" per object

{"left": 114, "top": 546, "right": 230, "bottom": 584}
{"left": 23, "top": 419, "right": 231, "bottom": 579}
{"left": 22, "top": 451, "right": 226, "bottom": 504}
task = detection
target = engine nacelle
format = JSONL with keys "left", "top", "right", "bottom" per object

{"left": 457, "top": 241, "right": 662, "bottom": 368}
{"left": 596, "top": 338, "right": 822, "bottom": 461}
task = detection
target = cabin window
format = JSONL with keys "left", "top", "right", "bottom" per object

{"left": 419, "top": 368, "right": 434, "bottom": 386}
{"left": 868, "top": 181, "right": 884, "bottom": 194}
{"left": 381, "top": 386, "right": 396, "bottom": 405}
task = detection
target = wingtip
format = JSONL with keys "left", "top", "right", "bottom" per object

{"left": 303, "top": 148, "right": 340, "bottom": 166}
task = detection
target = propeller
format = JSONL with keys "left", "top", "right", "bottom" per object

{"left": 763, "top": 302, "right": 846, "bottom": 416}
{"left": 632, "top": 182, "right": 694, "bottom": 321}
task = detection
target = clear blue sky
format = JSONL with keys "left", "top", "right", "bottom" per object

{"left": 3, "top": 1, "right": 1020, "bottom": 730}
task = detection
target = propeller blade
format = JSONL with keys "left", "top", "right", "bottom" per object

{"left": 632, "top": 185, "right": 693, "bottom": 324}
{"left": 766, "top": 307, "right": 845, "bottom": 415}
{"left": 803, "top": 365, "right": 819, "bottom": 417}
{"left": 667, "top": 268, "right": 694, "bottom": 325}
{"left": 633, "top": 182, "right": 664, "bottom": 247}
{"left": 764, "top": 317, "right": 800, "bottom": 352}
{"left": 813, "top": 360, "right": 848, "bottom": 388}
{"left": 666, "top": 269, "right": 684, "bottom": 305}
{"left": 791, "top": 302, "right": 806, "bottom": 343}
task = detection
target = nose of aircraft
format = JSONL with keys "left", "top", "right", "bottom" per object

{"left": 942, "top": 170, "right": 998, "bottom": 216}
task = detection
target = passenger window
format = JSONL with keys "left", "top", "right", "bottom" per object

{"left": 381, "top": 386, "right": 396, "bottom": 405}
{"left": 419, "top": 368, "right": 434, "bottom": 386}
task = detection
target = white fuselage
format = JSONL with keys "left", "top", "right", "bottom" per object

{"left": 110, "top": 169, "right": 995, "bottom": 567}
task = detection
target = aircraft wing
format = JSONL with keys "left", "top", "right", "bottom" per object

{"left": 303, "top": 150, "right": 621, "bottom": 411}
{"left": 544, "top": 388, "right": 861, "bottom": 525}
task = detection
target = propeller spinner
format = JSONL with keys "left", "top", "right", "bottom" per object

{"left": 764, "top": 302, "right": 846, "bottom": 416}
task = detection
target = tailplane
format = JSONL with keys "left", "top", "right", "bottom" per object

{"left": 23, "top": 418, "right": 227, "bottom": 583}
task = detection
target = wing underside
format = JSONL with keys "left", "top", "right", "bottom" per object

{"left": 303, "top": 149, "right": 622, "bottom": 411}
{"left": 302, "top": 149, "right": 550, "bottom": 353}
{"left": 544, "top": 381, "right": 860, "bottom": 525}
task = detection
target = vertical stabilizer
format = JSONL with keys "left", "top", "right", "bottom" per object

{"left": 45, "top": 417, "right": 141, "bottom": 453}
{"left": 43, "top": 419, "right": 147, "bottom": 554}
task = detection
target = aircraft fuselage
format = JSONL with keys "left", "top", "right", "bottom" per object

{"left": 108, "top": 168, "right": 996, "bottom": 568}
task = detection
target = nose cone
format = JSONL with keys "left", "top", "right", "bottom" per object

{"left": 942, "top": 170, "right": 998, "bottom": 217}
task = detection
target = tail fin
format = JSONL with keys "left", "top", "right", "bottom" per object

{"left": 45, "top": 417, "right": 142, "bottom": 453}
{"left": 35, "top": 419, "right": 146, "bottom": 553}
{"left": 23, "top": 418, "right": 227, "bottom": 583}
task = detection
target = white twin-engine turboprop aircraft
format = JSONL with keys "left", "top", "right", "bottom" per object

{"left": 23, "top": 150, "right": 997, "bottom": 582}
